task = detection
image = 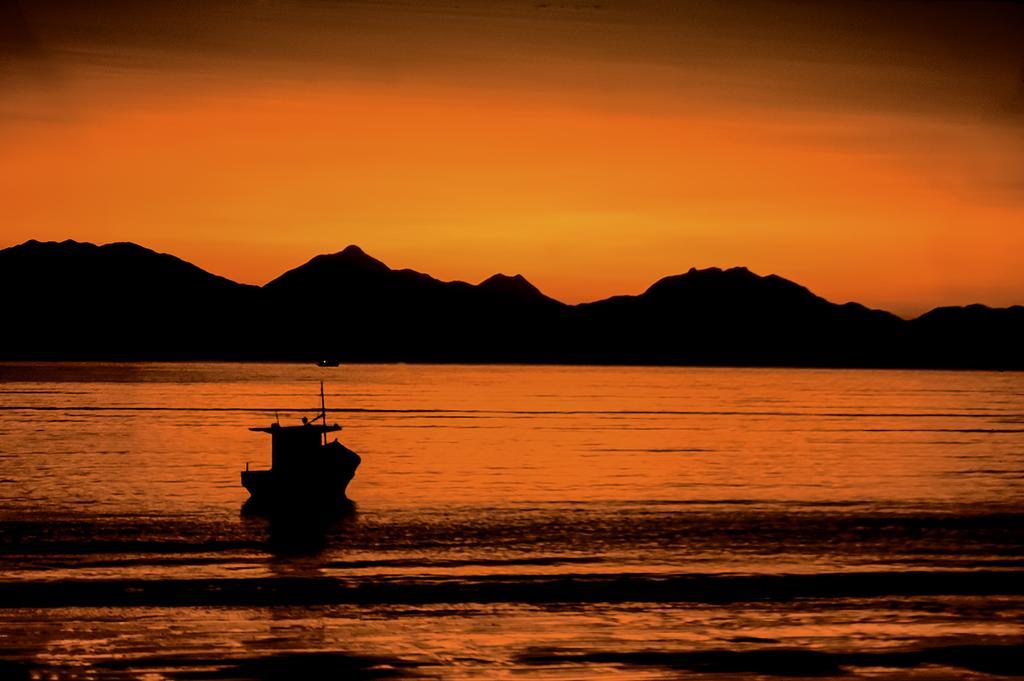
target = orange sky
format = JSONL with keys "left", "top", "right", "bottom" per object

{"left": 2, "top": 0, "right": 1022, "bottom": 316}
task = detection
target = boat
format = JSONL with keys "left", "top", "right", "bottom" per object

{"left": 316, "top": 359, "right": 341, "bottom": 367}
{"left": 241, "top": 382, "right": 361, "bottom": 511}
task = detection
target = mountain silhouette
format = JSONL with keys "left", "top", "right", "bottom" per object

{"left": 478, "top": 273, "right": 561, "bottom": 307}
{"left": 1, "top": 240, "right": 259, "bottom": 359}
{"left": 262, "top": 246, "right": 565, "bottom": 360}
{"left": 2, "top": 239, "right": 249, "bottom": 295}
{"left": 571, "top": 266, "right": 905, "bottom": 366}
{"left": 0, "top": 239, "right": 1019, "bottom": 368}
{"left": 910, "top": 304, "right": 1024, "bottom": 368}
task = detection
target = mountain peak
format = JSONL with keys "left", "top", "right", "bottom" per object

{"left": 641, "top": 265, "right": 822, "bottom": 308}
{"left": 479, "top": 272, "right": 540, "bottom": 292}
{"left": 5, "top": 239, "right": 163, "bottom": 259}
{"left": 480, "top": 272, "right": 529, "bottom": 287}
{"left": 263, "top": 244, "right": 391, "bottom": 290}
{"left": 8, "top": 238, "right": 94, "bottom": 255}
{"left": 478, "top": 272, "right": 554, "bottom": 304}
{"left": 0, "top": 238, "right": 249, "bottom": 297}
{"left": 317, "top": 245, "right": 390, "bottom": 273}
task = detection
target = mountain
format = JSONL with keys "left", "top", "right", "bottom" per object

{"left": 477, "top": 273, "right": 560, "bottom": 306}
{"left": 910, "top": 304, "right": 1024, "bottom": 368}
{"left": 0, "top": 239, "right": 1019, "bottom": 368}
{"left": 265, "top": 245, "right": 561, "bottom": 308}
{"left": 0, "top": 239, "right": 248, "bottom": 297}
{"left": 0, "top": 240, "right": 259, "bottom": 359}
{"left": 262, "top": 245, "right": 566, "bottom": 360}
{"left": 570, "top": 266, "right": 906, "bottom": 366}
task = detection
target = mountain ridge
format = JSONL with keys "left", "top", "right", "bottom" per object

{"left": 0, "top": 239, "right": 1020, "bottom": 368}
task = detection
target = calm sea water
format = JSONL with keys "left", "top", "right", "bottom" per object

{"left": 0, "top": 363, "right": 1021, "bottom": 679}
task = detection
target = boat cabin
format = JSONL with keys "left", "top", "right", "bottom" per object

{"left": 249, "top": 422, "right": 342, "bottom": 472}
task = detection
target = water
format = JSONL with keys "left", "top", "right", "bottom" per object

{"left": 0, "top": 363, "right": 1021, "bottom": 679}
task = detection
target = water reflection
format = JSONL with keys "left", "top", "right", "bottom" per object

{"left": 241, "top": 502, "right": 359, "bottom": 558}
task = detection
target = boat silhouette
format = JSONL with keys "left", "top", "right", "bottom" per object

{"left": 241, "top": 382, "right": 360, "bottom": 511}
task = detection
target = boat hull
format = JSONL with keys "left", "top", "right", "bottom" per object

{"left": 241, "top": 468, "right": 356, "bottom": 511}
{"left": 241, "top": 440, "right": 360, "bottom": 512}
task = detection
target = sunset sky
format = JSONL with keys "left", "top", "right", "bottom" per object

{"left": 2, "top": 0, "right": 1022, "bottom": 316}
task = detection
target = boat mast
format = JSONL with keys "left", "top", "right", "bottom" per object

{"left": 320, "top": 380, "right": 327, "bottom": 446}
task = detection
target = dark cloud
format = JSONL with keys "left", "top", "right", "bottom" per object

{"left": 2, "top": 0, "right": 1023, "bottom": 126}
{"left": 0, "top": 0, "right": 48, "bottom": 69}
